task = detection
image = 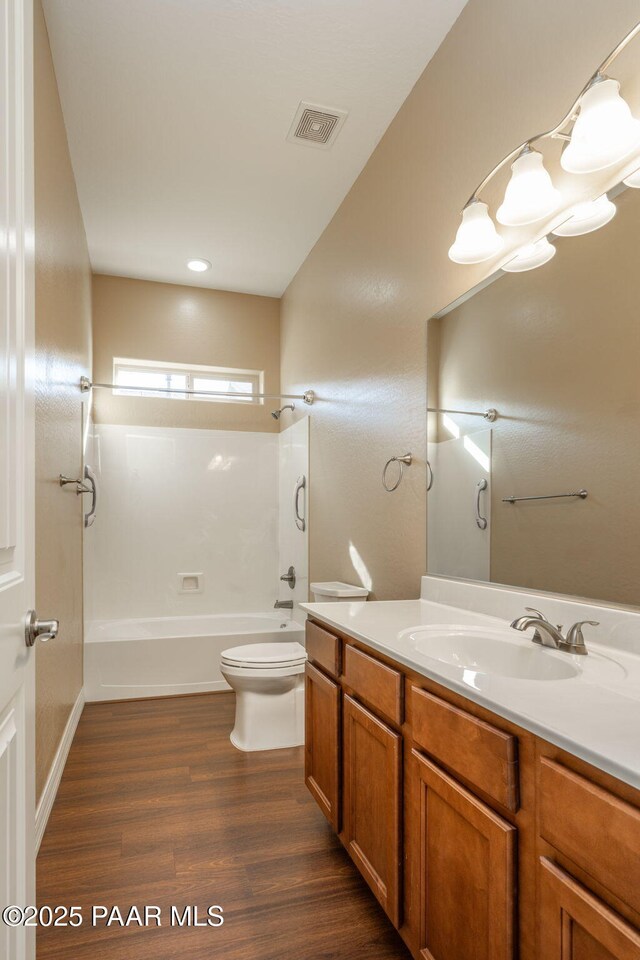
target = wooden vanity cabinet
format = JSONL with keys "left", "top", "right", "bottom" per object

{"left": 303, "top": 619, "right": 640, "bottom": 960}
{"left": 539, "top": 858, "right": 640, "bottom": 960}
{"left": 342, "top": 694, "right": 402, "bottom": 925}
{"left": 304, "top": 661, "right": 341, "bottom": 830}
{"left": 411, "top": 749, "right": 516, "bottom": 960}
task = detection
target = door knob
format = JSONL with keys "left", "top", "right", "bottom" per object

{"left": 25, "top": 611, "right": 59, "bottom": 647}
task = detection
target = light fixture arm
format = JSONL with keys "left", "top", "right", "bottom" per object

{"left": 463, "top": 20, "right": 640, "bottom": 209}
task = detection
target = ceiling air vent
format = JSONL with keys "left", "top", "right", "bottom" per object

{"left": 287, "top": 101, "right": 348, "bottom": 150}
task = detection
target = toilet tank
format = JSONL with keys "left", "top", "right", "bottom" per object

{"left": 310, "top": 582, "right": 369, "bottom": 603}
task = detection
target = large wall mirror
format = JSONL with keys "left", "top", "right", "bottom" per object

{"left": 427, "top": 182, "right": 640, "bottom": 608}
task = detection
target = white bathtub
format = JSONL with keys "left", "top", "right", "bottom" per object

{"left": 84, "top": 613, "right": 305, "bottom": 702}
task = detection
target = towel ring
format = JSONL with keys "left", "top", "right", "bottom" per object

{"left": 382, "top": 453, "right": 412, "bottom": 493}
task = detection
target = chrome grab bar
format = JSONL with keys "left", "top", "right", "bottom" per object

{"left": 475, "top": 479, "right": 488, "bottom": 530}
{"left": 294, "top": 476, "right": 306, "bottom": 531}
{"left": 84, "top": 466, "right": 98, "bottom": 528}
{"left": 426, "top": 459, "right": 434, "bottom": 492}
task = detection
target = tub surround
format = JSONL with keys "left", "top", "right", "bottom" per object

{"left": 301, "top": 577, "right": 640, "bottom": 789}
{"left": 85, "top": 424, "right": 280, "bottom": 621}
{"left": 278, "top": 417, "right": 309, "bottom": 623}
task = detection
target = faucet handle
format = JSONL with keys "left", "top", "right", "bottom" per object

{"left": 562, "top": 620, "right": 599, "bottom": 655}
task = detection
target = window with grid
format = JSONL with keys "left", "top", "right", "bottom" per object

{"left": 112, "top": 358, "right": 263, "bottom": 403}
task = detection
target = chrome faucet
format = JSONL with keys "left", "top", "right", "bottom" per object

{"left": 510, "top": 607, "right": 599, "bottom": 655}
{"left": 274, "top": 599, "right": 293, "bottom": 610}
{"left": 510, "top": 608, "right": 565, "bottom": 648}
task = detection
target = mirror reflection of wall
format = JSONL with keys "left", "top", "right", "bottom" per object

{"left": 427, "top": 184, "right": 640, "bottom": 608}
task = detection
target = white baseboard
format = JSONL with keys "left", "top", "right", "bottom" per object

{"left": 35, "top": 689, "right": 85, "bottom": 853}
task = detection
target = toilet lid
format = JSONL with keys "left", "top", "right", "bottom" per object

{"left": 221, "top": 641, "right": 307, "bottom": 668}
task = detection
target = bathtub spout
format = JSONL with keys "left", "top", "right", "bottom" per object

{"left": 274, "top": 600, "right": 293, "bottom": 610}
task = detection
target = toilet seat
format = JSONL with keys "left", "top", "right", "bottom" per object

{"left": 221, "top": 641, "right": 307, "bottom": 669}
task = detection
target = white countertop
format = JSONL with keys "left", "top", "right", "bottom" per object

{"left": 300, "top": 598, "right": 640, "bottom": 790}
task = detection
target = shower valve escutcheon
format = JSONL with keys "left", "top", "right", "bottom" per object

{"left": 280, "top": 566, "right": 296, "bottom": 589}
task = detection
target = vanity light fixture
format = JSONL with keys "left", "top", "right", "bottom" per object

{"left": 186, "top": 258, "right": 211, "bottom": 272}
{"left": 560, "top": 77, "right": 640, "bottom": 175}
{"left": 496, "top": 147, "right": 560, "bottom": 227}
{"left": 623, "top": 164, "right": 640, "bottom": 188}
{"left": 448, "top": 21, "right": 640, "bottom": 265}
{"left": 502, "top": 237, "right": 556, "bottom": 273}
{"left": 448, "top": 200, "right": 504, "bottom": 264}
{"left": 552, "top": 194, "right": 616, "bottom": 237}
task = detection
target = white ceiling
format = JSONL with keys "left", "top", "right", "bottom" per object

{"left": 43, "top": 0, "right": 468, "bottom": 297}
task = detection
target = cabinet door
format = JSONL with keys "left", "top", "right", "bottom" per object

{"left": 305, "top": 663, "right": 341, "bottom": 830}
{"left": 343, "top": 695, "right": 402, "bottom": 926}
{"left": 539, "top": 858, "right": 640, "bottom": 960}
{"left": 412, "top": 749, "right": 516, "bottom": 960}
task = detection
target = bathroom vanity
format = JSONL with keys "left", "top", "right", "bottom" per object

{"left": 301, "top": 593, "right": 640, "bottom": 960}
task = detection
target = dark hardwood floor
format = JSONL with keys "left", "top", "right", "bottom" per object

{"left": 37, "top": 692, "right": 410, "bottom": 959}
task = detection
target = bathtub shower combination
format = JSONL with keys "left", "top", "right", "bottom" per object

{"left": 83, "top": 421, "right": 310, "bottom": 717}
{"left": 84, "top": 614, "right": 304, "bottom": 701}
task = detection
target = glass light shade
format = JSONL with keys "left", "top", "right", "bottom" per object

{"left": 448, "top": 201, "right": 504, "bottom": 264}
{"left": 552, "top": 194, "right": 616, "bottom": 237}
{"left": 561, "top": 78, "right": 640, "bottom": 174}
{"left": 502, "top": 237, "right": 556, "bottom": 273}
{"left": 623, "top": 166, "right": 640, "bottom": 187}
{"left": 496, "top": 149, "right": 561, "bottom": 226}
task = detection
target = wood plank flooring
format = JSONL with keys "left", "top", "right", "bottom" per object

{"left": 37, "top": 692, "right": 410, "bottom": 959}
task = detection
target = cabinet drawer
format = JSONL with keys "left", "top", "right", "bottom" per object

{"left": 306, "top": 620, "right": 341, "bottom": 678}
{"left": 539, "top": 758, "right": 640, "bottom": 915}
{"left": 343, "top": 644, "right": 403, "bottom": 725}
{"left": 411, "top": 686, "right": 519, "bottom": 812}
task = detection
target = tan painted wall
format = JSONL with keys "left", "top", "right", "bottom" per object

{"left": 281, "top": 0, "right": 640, "bottom": 601}
{"left": 92, "top": 275, "right": 281, "bottom": 432}
{"left": 430, "top": 185, "right": 640, "bottom": 608}
{"left": 34, "top": 0, "right": 92, "bottom": 802}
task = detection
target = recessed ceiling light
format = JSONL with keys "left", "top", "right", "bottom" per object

{"left": 186, "top": 258, "right": 211, "bottom": 272}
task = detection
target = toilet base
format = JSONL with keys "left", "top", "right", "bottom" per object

{"left": 222, "top": 670, "right": 305, "bottom": 752}
{"left": 229, "top": 726, "right": 303, "bottom": 753}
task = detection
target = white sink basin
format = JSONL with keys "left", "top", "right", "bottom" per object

{"left": 399, "top": 625, "right": 580, "bottom": 681}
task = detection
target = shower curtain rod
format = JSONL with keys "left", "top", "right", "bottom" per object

{"left": 79, "top": 377, "right": 315, "bottom": 405}
{"left": 428, "top": 406, "right": 498, "bottom": 422}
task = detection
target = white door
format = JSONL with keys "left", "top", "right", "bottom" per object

{"left": 0, "top": 1, "right": 36, "bottom": 959}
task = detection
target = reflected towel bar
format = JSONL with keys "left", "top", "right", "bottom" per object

{"left": 503, "top": 489, "right": 588, "bottom": 504}
{"left": 428, "top": 406, "right": 498, "bottom": 422}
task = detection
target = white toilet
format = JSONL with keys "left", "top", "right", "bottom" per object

{"left": 220, "top": 642, "right": 307, "bottom": 752}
